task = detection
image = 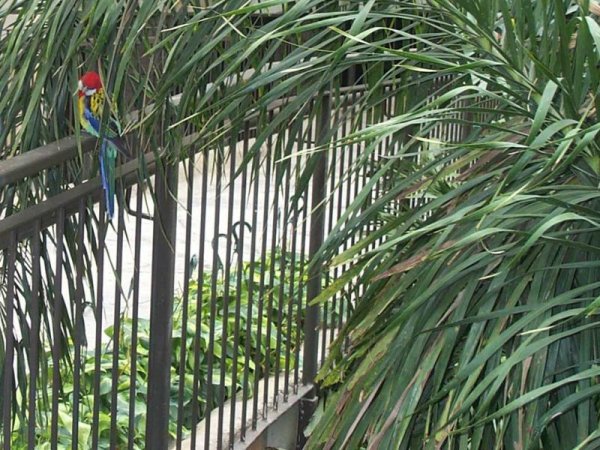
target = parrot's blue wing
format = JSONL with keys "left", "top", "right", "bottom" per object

{"left": 84, "top": 105, "right": 129, "bottom": 157}
{"left": 83, "top": 106, "right": 101, "bottom": 135}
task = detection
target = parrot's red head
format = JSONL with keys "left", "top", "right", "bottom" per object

{"left": 78, "top": 71, "right": 103, "bottom": 98}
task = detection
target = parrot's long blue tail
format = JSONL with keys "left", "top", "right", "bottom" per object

{"left": 99, "top": 140, "right": 117, "bottom": 219}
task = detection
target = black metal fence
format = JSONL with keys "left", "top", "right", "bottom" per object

{"left": 0, "top": 81, "right": 380, "bottom": 449}
{"left": 0, "top": 74, "right": 471, "bottom": 448}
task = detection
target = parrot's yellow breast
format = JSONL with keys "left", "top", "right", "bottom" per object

{"left": 90, "top": 89, "right": 105, "bottom": 117}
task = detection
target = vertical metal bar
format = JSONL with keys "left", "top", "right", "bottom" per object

{"left": 385, "top": 87, "right": 396, "bottom": 215}
{"left": 283, "top": 122, "right": 306, "bottom": 401}
{"left": 71, "top": 200, "right": 86, "bottom": 449}
{"left": 176, "top": 152, "right": 195, "bottom": 449}
{"left": 91, "top": 204, "right": 106, "bottom": 449}
{"left": 110, "top": 197, "right": 126, "bottom": 449}
{"left": 346, "top": 93, "right": 357, "bottom": 313}
{"left": 320, "top": 276, "right": 328, "bottom": 369}
{"left": 252, "top": 130, "right": 272, "bottom": 428}
{"left": 27, "top": 221, "right": 41, "bottom": 450}
{"left": 145, "top": 160, "right": 179, "bottom": 450}
{"left": 303, "top": 93, "right": 330, "bottom": 385}
{"left": 323, "top": 98, "right": 338, "bottom": 362}
{"left": 204, "top": 150, "right": 223, "bottom": 450}
{"left": 336, "top": 104, "right": 347, "bottom": 331}
{"left": 232, "top": 123, "right": 249, "bottom": 443}
{"left": 297, "top": 93, "right": 330, "bottom": 450}
{"left": 2, "top": 232, "right": 16, "bottom": 450}
{"left": 284, "top": 124, "right": 303, "bottom": 401}
{"left": 375, "top": 101, "right": 384, "bottom": 249}
{"left": 294, "top": 120, "right": 309, "bottom": 391}
{"left": 368, "top": 104, "right": 377, "bottom": 255}
{"left": 283, "top": 210, "right": 297, "bottom": 401}
{"left": 389, "top": 90, "right": 397, "bottom": 215}
{"left": 243, "top": 134, "right": 261, "bottom": 434}
{"left": 217, "top": 142, "right": 236, "bottom": 448}
{"left": 50, "top": 208, "right": 65, "bottom": 450}
{"left": 127, "top": 184, "right": 144, "bottom": 450}
{"left": 354, "top": 93, "right": 364, "bottom": 301}
{"left": 190, "top": 150, "right": 209, "bottom": 449}
{"left": 275, "top": 137, "right": 291, "bottom": 406}
{"left": 263, "top": 117, "right": 280, "bottom": 418}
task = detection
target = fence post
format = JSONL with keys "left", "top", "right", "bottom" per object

{"left": 303, "top": 92, "right": 330, "bottom": 384}
{"left": 298, "top": 90, "right": 330, "bottom": 448}
{"left": 145, "top": 158, "right": 179, "bottom": 449}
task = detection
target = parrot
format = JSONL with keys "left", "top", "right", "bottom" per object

{"left": 77, "top": 70, "right": 127, "bottom": 219}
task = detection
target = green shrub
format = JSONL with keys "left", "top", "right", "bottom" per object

{"left": 11, "top": 251, "right": 304, "bottom": 448}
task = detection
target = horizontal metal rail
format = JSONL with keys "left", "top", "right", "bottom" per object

{"left": 0, "top": 84, "right": 382, "bottom": 251}
{"left": 0, "top": 151, "right": 157, "bottom": 247}
{"left": 0, "top": 81, "right": 382, "bottom": 191}
{"left": 0, "top": 136, "right": 96, "bottom": 188}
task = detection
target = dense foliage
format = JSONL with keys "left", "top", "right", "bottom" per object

{"left": 306, "top": 1, "right": 600, "bottom": 449}
{"left": 3, "top": 0, "right": 600, "bottom": 448}
{"left": 10, "top": 253, "right": 302, "bottom": 448}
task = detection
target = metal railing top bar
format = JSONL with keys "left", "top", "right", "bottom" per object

{"left": 0, "top": 151, "right": 158, "bottom": 248}
{"left": 0, "top": 135, "right": 96, "bottom": 189}
{"left": 0, "top": 80, "right": 384, "bottom": 191}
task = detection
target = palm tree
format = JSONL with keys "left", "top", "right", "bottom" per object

{"left": 3, "top": 0, "right": 600, "bottom": 448}
{"left": 306, "top": 1, "right": 600, "bottom": 449}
